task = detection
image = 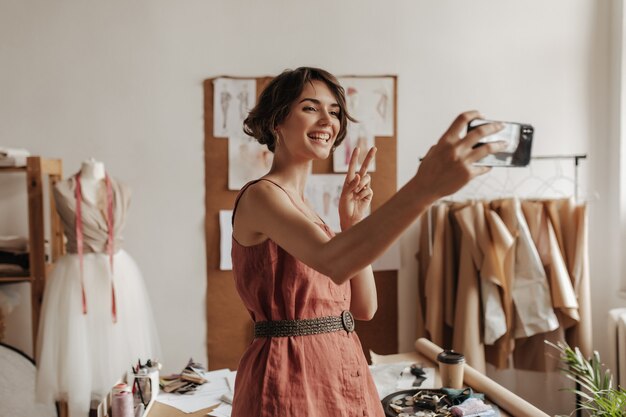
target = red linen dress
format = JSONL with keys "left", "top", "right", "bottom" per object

{"left": 230, "top": 179, "right": 385, "bottom": 417}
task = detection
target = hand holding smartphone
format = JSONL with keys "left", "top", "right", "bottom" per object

{"left": 469, "top": 119, "right": 534, "bottom": 167}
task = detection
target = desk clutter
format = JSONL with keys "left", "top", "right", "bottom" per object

{"left": 109, "top": 359, "right": 160, "bottom": 417}
{"left": 105, "top": 358, "right": 236, "bottom": 417}
{"left": 160, "top": 359, "right": 209, "bottom": 394}
{"left": 370, "top": 362, "right": 497, "bottom": 417}
{"left": 103, "top": 355, "right": 499, "bottom": 417}
{"left": 154, "top": 359, "right": 236, "bottom": 416}
{"left": 381, "top": 389, "right": 497, "bottom": 417}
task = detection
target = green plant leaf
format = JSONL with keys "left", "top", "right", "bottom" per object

{"left": 546, "top": 340, "right": 626, "bottom": 416}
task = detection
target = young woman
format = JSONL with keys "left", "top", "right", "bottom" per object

{"left": 230, "top": 67, "right": 505, "bottom": 417}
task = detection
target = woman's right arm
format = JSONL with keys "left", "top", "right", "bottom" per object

{"left": 235, "top": 111, "right": 505, "bottom": 284}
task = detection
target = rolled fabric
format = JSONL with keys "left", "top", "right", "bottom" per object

{"left": 415, "top": 338, "right": 550, "bottom": 417}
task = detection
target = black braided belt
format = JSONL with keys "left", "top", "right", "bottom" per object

{"left": 254, "top": 310, "right": 355, "bottom": 338}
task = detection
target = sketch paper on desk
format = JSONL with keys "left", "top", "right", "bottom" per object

{"left": 213, "top": 78, "right": 256, "bottom": 138}
{"left": 207, "top": 403, "right": 232, "bottom": 417}
{"left": 219, "top": 211, "right": 233, "bottom": 270}
{"left": 338, "top": 77, "right": 394, "bottom": 137}
{"left": 368, "top": 361, "right": 436, "bottom": 399}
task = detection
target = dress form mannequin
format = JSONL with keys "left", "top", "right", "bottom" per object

{"left": 36, "top": 161, "right": 160, "bottom": 417}
{"left": 79, "top": 158, "right": 105, "bottom": 205}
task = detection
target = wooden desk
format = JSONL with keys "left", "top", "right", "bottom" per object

{"left": 146, "top": 338, "right": 549, "bottom": 417}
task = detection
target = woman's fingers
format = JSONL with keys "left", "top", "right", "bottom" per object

{"left": 469, "top": 164, "right": 492, "bottom": 177}
{"left": 346, "top": 147, "right": 360, "bottom": 183}
{"left": 356, "top": 174, "right": 371, "bottom": 193}
{"left": 358, "top": 147, "right": 377, "bottom": 177}
{"left": 343, "top": 173, "right": 361, "bottom": 195}
{"left": 440, "top": 110, "right": 482, "bottom": 143}
{"left": 467, "top": 140, "right": 507, "bottom": 164}
{"left": 461, "top": 121, "right": 504, "bottom": 150}
{"left": 356, "top": 186, "right": 373, "bottom": 200}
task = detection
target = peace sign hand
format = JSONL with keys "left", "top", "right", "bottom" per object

{"left": 338, "top": 146, "right": 377, "bottom": 231}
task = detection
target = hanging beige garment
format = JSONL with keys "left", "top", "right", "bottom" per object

{"left": 545, "top": 198, "right": 576, "bottom": 273}
{"left": 522, "top": 200, "right": 579, "bottom": 325}
{"left": 541, "top": 199, "right": 591, "bottom": 354}
{"left": 415, "top": 211, "right": 431, "bottom": 339}
{"left": 478, "top": 204, "right": 510, "bottom": 345}
{"left": 512, "top": 200, "right": 574, "bottom": 371}
{"left": 483, "top": 200, "right": 515, "bottom": 369}
{"left": 500, "top": 198, "right": 559, "bottom": 338}
{"left": 424, "top": 204, "right": 449, "bottom": 347}
{"left": 565, "top": 203, "right": 592, "bottom": 357}
{"left": 451, "top": 202, "right": 486, "bottom": 372}
{"left": 513, "top": 327, "right": 564, "bottom": 371}
{"left": 443, "top": 204, "right": 458, "bottom": 329}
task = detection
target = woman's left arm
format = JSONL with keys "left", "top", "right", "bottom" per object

{"left": 349, "top": 266, "right": 377, "bottom": 320}
{"left": 339, "top": 147, "right": 378, "bottom": 321}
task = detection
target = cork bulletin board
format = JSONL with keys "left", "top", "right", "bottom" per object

{"left": 204, "top": 75, "right": 398, "bottom": 371}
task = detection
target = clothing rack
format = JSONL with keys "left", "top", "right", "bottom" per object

{"left": 531, "top": 154, "right": 587, "bottom": 201}
{"left": 420, "top": 153, "right": 588, "bottom": 416}
{"left": 418, "top": 153, "right": 589, "bottom": 201}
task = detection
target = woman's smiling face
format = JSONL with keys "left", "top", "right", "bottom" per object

{"left": 275, "top": 79, "right": 341, "bottom": 161}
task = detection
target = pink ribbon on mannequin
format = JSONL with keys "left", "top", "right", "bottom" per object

{"left": 74, "top": 172, "right": 117, "bottom": 322}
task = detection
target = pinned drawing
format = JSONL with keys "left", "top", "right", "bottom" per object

{"left": 237, "top": 84, "right": 250, "bottom": 120}
{"left": 228, "top": 134, "right": 273, "bottom": 190}
{"left": 333, "top": 122, "right": 376, "bottom": 173}
{"left": 304, "top": 174, "right": 368, "bottom": 232}
{"left": 213, "top": 78, "right": 256, "bottom": 138}
{"left": 220, "top": 90, "right": 232, "bottom": 130}
{"left": 338, "top": 77, "right": 394, "bottom": 137}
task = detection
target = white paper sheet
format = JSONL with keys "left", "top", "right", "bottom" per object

{"left": 304, "top": 174, "right": 346, "bottom": 232}
{"left": 225, "top": 370, "right": 236, "bottom": 392}
{"left": 338, "top": 77, "right": 394, "bottom": 137}
{"left": 228, "top": 134, "right": 273, "bottom": 190}
{"left": 207, "top": 403, "right": 232, "bottom": 417}
{"left": 368, "top": 362, "right": 437, "bottom": 399}
{"left": 213, "top": 78, "right": 256, "bottom": 138}
{"left": 219, "top": 211, "right": 233, "bottom": 270}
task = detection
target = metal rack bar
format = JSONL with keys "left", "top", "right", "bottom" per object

{"left": 531, "top": 154, "right": 587, "bottom": 201}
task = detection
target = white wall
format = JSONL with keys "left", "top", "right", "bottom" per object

{"left": 0, "top": 0, "right": 621, "bottom": 414}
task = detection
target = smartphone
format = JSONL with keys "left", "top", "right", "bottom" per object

{"left": 468, "top": 119, "right": 534, "bottom": 167}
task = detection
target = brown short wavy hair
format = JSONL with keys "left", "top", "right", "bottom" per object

{"left": 243, "top": 67, "right": 356, "bottom": 153}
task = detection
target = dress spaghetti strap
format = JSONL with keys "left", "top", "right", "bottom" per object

{"left": 231, "top": 178, "right": 327, "bottom": 227}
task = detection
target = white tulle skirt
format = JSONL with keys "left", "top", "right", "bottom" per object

{"left": 35, "top": 250, "right": 160, "bottom": 417}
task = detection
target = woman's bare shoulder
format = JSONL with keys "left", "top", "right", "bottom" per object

{"left": 239, "top": 179, "right": 288, "bottom": 208}
{"left": 233, "top": 179, "right": 292, "bottom": 245}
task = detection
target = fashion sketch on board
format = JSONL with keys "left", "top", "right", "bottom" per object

{"left": 213, "top": 78, "right": 256, "bottom": 138}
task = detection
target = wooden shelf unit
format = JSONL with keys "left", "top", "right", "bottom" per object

{"left": 0, "top": 156, "right": 64, "bottom": 354}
